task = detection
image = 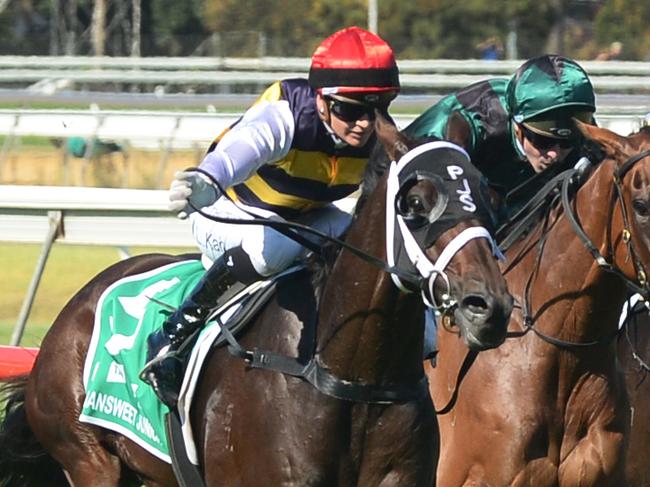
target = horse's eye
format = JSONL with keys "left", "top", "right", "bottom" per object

{"left": 407, "top": 194, "right": 425, "bottom": 213}
{"left": 395, "top": 174, "right": 443, "bottom": 229}
{"left": 632, "top": 199, "right": 650, "bottom": 218}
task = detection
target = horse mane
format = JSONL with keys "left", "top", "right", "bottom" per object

{"left": 352, "top": 139, "right": 391, "bottom": 216}
{"left": 640, "top": 126, "right": 650, "bottom": 137}
{"left": 356, "top": 135, "right": 442, "bottom": 216}
{"left": 304, "top": 242, "right": 337, "bottom": 301}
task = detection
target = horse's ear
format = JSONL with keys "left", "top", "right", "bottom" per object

{"left": 375, "top": 110, "right": 411, "bottom": 161}
{"left": 445, "top": 111, "right": 472, "bottom": 150}
{"left": 575, "top": 118, "right": 629, "bottom": 158}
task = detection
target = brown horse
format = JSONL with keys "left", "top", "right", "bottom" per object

{"left": 0, "top": 116, "right": 513, "bottom": 487}
{"left": 427, "top": 122, "right": 650, "bottom": 486}
{"left": 618, "top": 296, "right": 650, "bottom": 487}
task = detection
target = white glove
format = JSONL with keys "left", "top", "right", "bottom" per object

{"left": 168, "top": 171, "right": 220, "bottom": 219}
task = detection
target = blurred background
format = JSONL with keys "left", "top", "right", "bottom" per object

{"left": 2, "top": 0, "right": 649, "bottom": 60}
{"left": 2, "top": 0, "right": 650, "bottom": 347}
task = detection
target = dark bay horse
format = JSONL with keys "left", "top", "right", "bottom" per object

{"left": 427, "top": 122, "right": 650, "bottom": 486}
{"left": 618, "top": 297, "right": 650, "bottom": 487}
{"left": 0, "top": 116, "right": 513, "bottom": 487}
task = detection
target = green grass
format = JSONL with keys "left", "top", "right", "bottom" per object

{"left": 0, "top": 242, "right": 193, "bottom": 347}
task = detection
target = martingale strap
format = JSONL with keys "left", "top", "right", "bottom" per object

{"left": 219, "top": 318, "right": 427, "bottom": 404}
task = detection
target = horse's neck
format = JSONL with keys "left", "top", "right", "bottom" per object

{"left": 317, "top": 183, "right": 424, "bottom": 384}
{"left": 571, "top": 160, "right": 633, "bottom": 316}
{"left": 508, "top": 160, "right": 628, "bottom": 339}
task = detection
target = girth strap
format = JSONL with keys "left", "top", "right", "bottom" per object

{"left": 219, "top": 321, "right": 427, "bottom": 404}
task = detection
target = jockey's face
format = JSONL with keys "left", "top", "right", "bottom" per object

{"left": 317, "top": 94, "right": 376, "bottom": 147}
{"left": 515, "top": 123, "right": 574, "bottom": 173}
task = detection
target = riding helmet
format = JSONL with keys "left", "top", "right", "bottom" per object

{"left": 507, "top": 55, "right": 596, "bottom": 139}
{"left": 308, "top": 26, "right": 400, "bottom": 106}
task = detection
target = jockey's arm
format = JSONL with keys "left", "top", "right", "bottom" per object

{"left": 199, "top": 100, "right": 296, "bottom": 189}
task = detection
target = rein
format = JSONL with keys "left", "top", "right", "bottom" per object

{"left": 562, "top": 150, "right": 650, "bottom": 298}
{"left": 189, "top": 167, "right": 424, "bottom": 288}
{"left": 184, "top": 154, "right": 458, "bottom": 403}
{"left": 434, "top": 350, "right": 478, "bottom": 415}
{"left": 516, "top": 150, "right": 650, "bottom": 349}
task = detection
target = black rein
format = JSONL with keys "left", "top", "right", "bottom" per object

{"left": 519, "top": 150, "right": 650, "bottom": 349}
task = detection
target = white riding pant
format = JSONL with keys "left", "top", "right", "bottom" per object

{"left": 189, "top": 197, "right": 353, "bottom": 276}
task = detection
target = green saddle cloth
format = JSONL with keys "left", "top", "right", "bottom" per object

{"left": 79, "top": 259, "right": 205, "bottom": 463}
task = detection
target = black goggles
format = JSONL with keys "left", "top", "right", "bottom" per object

{"left": 521, "top": 125, "right": 575, "bottom": 150}
{"left": 326, "top": 97, "right": 378, "bottom": 122}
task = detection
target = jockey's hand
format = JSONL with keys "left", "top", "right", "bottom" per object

{"left": 168, "top": 171, "right": 220, "bottom": 219}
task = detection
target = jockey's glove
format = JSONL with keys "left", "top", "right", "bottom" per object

{"left": 168, "top": 170, "right": 220, "bottom": 219}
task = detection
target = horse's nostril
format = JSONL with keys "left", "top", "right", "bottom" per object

{"left": 461, "top": 295, "right": 490, "bottom": 316}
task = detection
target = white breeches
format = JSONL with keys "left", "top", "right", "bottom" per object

{"left": 189, "top": 197, "right": 353, "bottom": 276}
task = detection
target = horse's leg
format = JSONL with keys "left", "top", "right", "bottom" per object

{"left": 558, "top": 373, "right": 628, "bottom": 487}
{"left": 60, "top": 453, "right": 122, "bottom": 487}
{"left": 25, "top": 303, "right": 128, "bottom": 487}
{"left": 26, "top": 397, "right": 125, "bottom": 487}
{"left": 356, "top": 401, "right": 437, "bottom": 487}
{"left": 27, "top": 378, "right": 127, "bottom": 486}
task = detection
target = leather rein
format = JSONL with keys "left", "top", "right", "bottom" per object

{"left": 516, "top": 150, "right": 650, "bottom": 349}
{"left": 187, "top": 164, "right": 474, "bottom": 404}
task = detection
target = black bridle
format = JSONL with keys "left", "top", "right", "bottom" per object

{"left": 565, "top": 149, "right": 650, "bottom": 298}
{"left": 516, "top": 150, "right": 650, "bottom": 349}
{"left": 186, "top": 162, "right": 486, "bottom": 403}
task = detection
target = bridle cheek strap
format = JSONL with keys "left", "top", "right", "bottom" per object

{"left": 423, "top": 226, "right": 503, "bottom": 310}
{"left": 395, "top": 217, "right": 503, "bottom": 309}
{"left": 384, "top": 140, "right": 504, "bottom": 302}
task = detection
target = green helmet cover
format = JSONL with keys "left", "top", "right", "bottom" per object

{"left": 507, "top": 55, "right": 595, "bottom": 124}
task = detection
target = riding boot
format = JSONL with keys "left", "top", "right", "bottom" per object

{"left": 140, "top": 254, "right": 239, "bottom": 407}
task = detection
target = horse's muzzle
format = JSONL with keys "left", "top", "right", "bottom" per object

{"left": 455, "top": 292, "right": 513, "bottom": 351}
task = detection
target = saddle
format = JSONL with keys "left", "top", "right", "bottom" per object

{"left": 168, "top": 273, "right": 285, "bottom": 487}
{"left": 80, "top": 259, "right": 303, "bottom": 471}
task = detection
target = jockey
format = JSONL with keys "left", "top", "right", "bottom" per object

{"left": 140, "top": 26, "right": 400, "bottom": 407}
{"left": 407, "top": 54, "right": 596, "bottom": 366}
{"left": 406, "top": 54, "right": 596, "bottom": 216}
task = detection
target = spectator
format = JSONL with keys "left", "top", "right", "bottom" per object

{"left": 595, "top": 41, "right": 623, "bottom": 61}
{"left": 65, "top": 137, "right": 123, "bottom": 158}
{"left": 476, "top": 37, "right": 504, "bottom": 61}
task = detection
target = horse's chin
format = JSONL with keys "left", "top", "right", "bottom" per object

{"left": 453, "top": 308, "right": 507, "bottom": 352}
